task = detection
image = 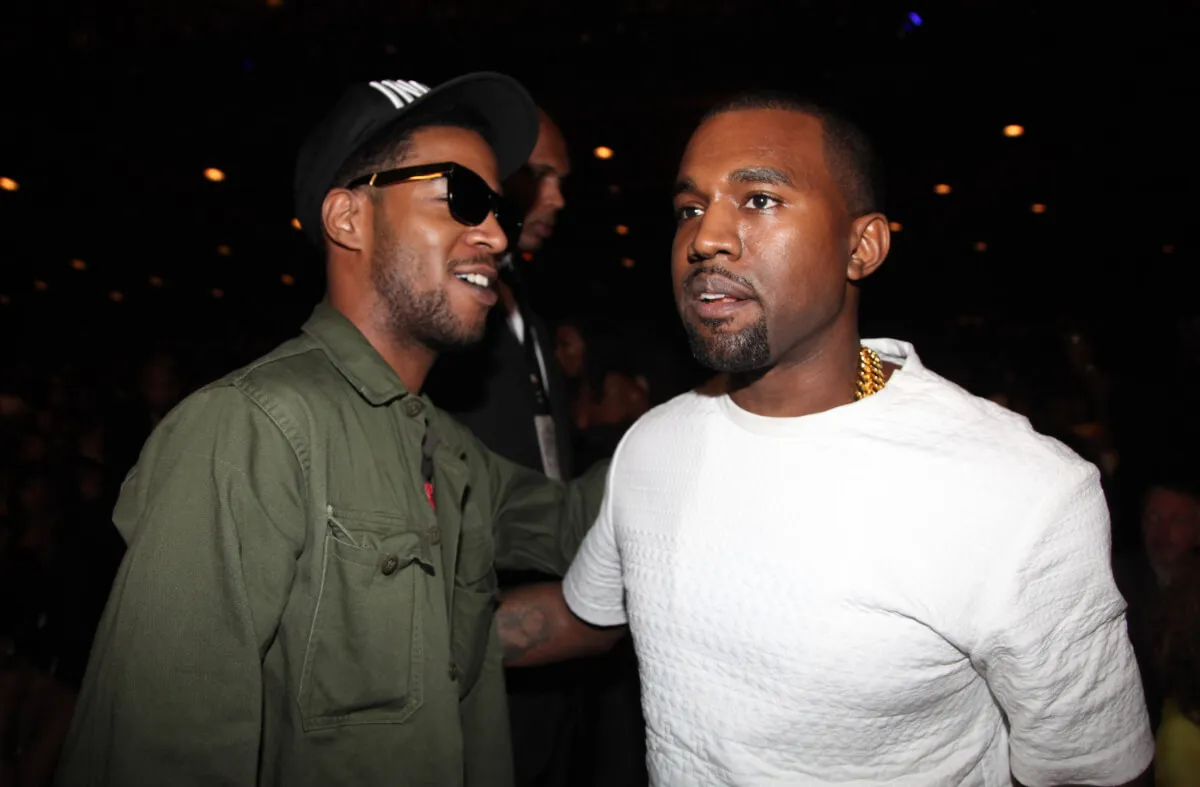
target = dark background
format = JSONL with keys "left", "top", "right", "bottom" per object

{"left": 3, "top": 0, "right": 1195, "bottom": 337}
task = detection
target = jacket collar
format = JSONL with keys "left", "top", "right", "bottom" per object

{"left": 301, "top": 300, "right": 410, "bottom": 406}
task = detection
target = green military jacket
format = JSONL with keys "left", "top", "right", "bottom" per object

{"left": 56, "top": 302, "right": 608, "bottom": 787}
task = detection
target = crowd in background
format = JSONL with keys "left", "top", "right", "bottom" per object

{"left": 3, "top": 299, "right": 1200, "bottom": 784}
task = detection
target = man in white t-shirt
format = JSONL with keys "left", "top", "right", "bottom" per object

{"left": 497, "top": 92, "right": 1153, "bottom": 786}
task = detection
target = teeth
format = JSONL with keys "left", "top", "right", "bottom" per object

{"left": 699, "top": 292, "right": 725, "bottom": 301}
{"left": 456, "top": 273, "right": 491, "bottom": 288}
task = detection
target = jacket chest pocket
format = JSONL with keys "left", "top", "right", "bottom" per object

{"left": 450, "top": 506, "right": 498, "bottom": 697}
{"left": 299, "top": 508, "right": 434, "bottom": 730}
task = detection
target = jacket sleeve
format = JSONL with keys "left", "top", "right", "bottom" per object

{"left": 55, "top": 386, "right": 306, "bottom": 787}
{"left": 488, "top": 451, "right": 610, "bottom": 577}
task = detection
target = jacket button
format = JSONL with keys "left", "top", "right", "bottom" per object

{"left": 403, "top": 398, "right": 424, "bottom": 417}
{"left": 429, "top": 526, "right": 441, "bottom": 545}
{"left": 381, "top": 555, "right": 400, "bottom": 576}
{"left": 448, "top": 662, "right": 459, "bottom": 681}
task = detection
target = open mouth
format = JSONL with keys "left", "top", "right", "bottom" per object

{"left": 453, "top": 270, "right": 499, "bottom": 307}
{"left": 698, "top": 292, "right": 742, "bottom": 304}
{"left": 687, "top": 272, "right": 757, "bottom": 321}
{"left": 692, "top": 290, "right": 754, "bottom": 320}
{"left": 454, "top": 272, "right": 493, "bottom": 289}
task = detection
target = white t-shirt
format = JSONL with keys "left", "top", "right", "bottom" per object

{"left": 564, "top": 338, "right": 1153, "bottom": 787}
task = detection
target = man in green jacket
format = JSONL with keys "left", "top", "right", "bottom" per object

{"left": 55, "top": 72, "right": 614, "bottom": 787}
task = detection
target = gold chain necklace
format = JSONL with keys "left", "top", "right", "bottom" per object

{"left": 855, "top": 346, "right": 886, "bottom": 401}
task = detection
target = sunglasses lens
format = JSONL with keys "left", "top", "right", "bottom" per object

{"left": 449, "top": 168, "right": 524, "bottom": 247}
{"left": 447, "top": 169, "right": 493, "bottom": 227}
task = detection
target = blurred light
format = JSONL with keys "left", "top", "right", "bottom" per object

{"left": 291, "top": 217, "right": 302, "bottom": 230}
{"left": 280, "top": 273, "right": 295, "bottom": 285}
{"left": 1163, "top": 244, "right": 1176, "bottom": 255}
{"left": 974, "top": 241, "right": 988, "bottom": 252}
{"left": 908, "top": 11, "right": 923, "bottom": 26}
{"left": 383, "top": 43, "right": 398, "bottom": 55}
{"left": 148, "top": 275, "right": 163, "bottom": 287}
{"left": 593, "top": 146, "right": 614, "bottom": 160}
{"left": 608, "top": 184, "right": 620, "bottom": 195}
{"left": 1003, "top": 124, "right": 1025, "bottom": 138}
{"left": 521, "top": 251, "right": 535, "bottom": 262}
{"left": 70, "top": 258, "right": 87, "bottom": 271}
{"left": 109, "top": 290, "right": 124, "bottom": 303}
{"left": 1031, "top": 203, "right": 1047, "bottom": 214}
{"left": 217, "top": 244, "right": 232, "bottom": 256}
{"left": 621, "top": 257, "right": 636, "bottom": 268}
{"left": 0, "top": 295, "right": 8, "bottom": 306}
{"left": 266, "top": 0, "right": 284, "bottom": 7}
{"left": 212, "top": 288, "right": 225, "bottom": 299}
{"left": 34, "top": 280, "right": 48, "bottom": 291}
{"left": 204, "top": 168, "right": 226, "bottom": 182}
{"left": 888, "top": 221, "right": 902, "bottom": 232}
{"left": 615, "top": 224, "right": 629, "bottom": 236}
{"left": 934, "top": 183, "right": 952, "bottom": 195}
{"left": 0, "top": 177, "right": 18, "bottom": 192}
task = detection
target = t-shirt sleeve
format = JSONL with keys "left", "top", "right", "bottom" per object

{"left": 563, "top": 457, "right": 626, "bottom": 627}
{"left": 976, "top": 464, "right": 1153, "bottom": 786}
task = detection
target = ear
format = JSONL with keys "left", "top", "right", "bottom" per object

{"left": 322, "top": 188, "right": 371, "bottom": 251}
{"left": 846, "top": 213, "right": 891, "bottom": 282}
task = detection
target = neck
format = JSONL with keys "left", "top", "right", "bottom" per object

{"left": 328, "top": 287, "right": 437, "bottom": 395}
{"left": 727, "top": 318, "right": 863, "bottom": 418}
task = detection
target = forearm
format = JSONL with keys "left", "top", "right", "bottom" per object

{"left": 496, "top": 581, "right": 625, "bottom": 667}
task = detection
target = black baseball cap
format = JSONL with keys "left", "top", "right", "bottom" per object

{"left": 294, "top": 72, "right": 538, "bottom": 247}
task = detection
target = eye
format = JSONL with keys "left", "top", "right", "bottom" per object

{"left": 675, "top": 205, "right": 704, "bottom": 222}
{"left": 745, "top": 193, "right": 780, "bottom": 210}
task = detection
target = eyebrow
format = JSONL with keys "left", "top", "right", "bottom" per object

{"left": 672, "top": 177, "right": 698, "bottom": 198}
{"left": 728, "top": 167, "right": 796, "bottom": 189}
{"left": 672, "top": 167, "right": 802, "bottom": 199}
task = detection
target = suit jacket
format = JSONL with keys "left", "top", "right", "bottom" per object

{"left": 426, "top": 303, "right": 575, "bottom": 485}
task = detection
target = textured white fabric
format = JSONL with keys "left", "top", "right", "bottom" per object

{"left": 564, "top": 339, "right": 1153, "bottom": 786}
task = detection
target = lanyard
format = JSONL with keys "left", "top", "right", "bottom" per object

{"left": 504, "top": 265, "right": 552, "bottom": 415}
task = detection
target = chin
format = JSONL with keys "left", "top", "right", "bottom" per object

{"left": 684, "top": 316, "right": 770, "bottom": 373}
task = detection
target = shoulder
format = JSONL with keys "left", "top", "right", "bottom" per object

{"left": 896, "top": 345, "right": 1090, "bottom": 467}
{"left": 216, "top": 334, "right": 339, "bottom": 410}
{"left": 145, "top": 336, "right": 330, "bottom": 465}
{"left": 875, "top": 340, "right": 1099, "bottom": 507}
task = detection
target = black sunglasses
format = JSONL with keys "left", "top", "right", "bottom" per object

{"left": 346, "top": 162, "right": 523, "bottom": 246}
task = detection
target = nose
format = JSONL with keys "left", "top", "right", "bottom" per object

{"left": 688, "top": 202, "right": 741, "bottom": 264}
{"left": 467, "top": 212, "right": 508, "bottom": 255}
{"left": 541, "top": 177, "right": 565, "bottom": 211}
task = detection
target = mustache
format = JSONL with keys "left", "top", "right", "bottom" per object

{"left": 683, "top": 264, "right": 756, "bottom": 294}
{"left": 447, "top": 253, "right": 499, "bottom": 270}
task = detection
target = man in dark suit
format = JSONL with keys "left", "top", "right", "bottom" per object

{"left": 424, "top": 108, "right": 581, "bottom": 787}
{"left": 427, "top": 108, "right": 573, "bottom": 482}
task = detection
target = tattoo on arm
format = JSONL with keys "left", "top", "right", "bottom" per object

{"left": 497, "top": 597, "right": 554, "bottom": 664}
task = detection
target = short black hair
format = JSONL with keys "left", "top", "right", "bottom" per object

{"left": 702, "top": 91, "right": 882, "bottom": 217}
{"left": 331, "top": 103, "right": 491, "bottom": 193}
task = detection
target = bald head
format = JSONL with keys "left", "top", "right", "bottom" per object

{"left": 512, "top": 108, "right": 570, "bottom": 252}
